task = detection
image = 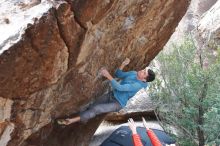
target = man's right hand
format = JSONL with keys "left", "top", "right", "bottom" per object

{"left": 100, "top": 68, "right": 110, "bottom": 77}
{"left": 100, "top": 68, "right": 113, "bottom": 80}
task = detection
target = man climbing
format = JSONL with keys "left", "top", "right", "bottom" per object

{"left": 57, "top": 58, "right": 155, "bottom": 125}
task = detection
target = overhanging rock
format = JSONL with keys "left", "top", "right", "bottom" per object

{"left": 0, "top": 0, "right": 190, "bottom": 146}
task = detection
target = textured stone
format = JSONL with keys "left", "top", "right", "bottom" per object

{"left": 166, "top": 0, "right": 218, "bottom": 47}
{"left": 0, "top": 122, "right": 14, "bottom": 146}
{"left": 0, "top": 8, "right": 69, "bottom": 99}
{"left": 0, "top": 97, "right": 13, "bottom": 122}
{"left": 198, "top": 0, "right": 220, "bottom": 45}
{"left": 0, "top": 97, "right": 14, "bottom": 146}
{"left": 166, "top": 0, "right": 219, "bottom": 69}
{"left": 0, "top": 0, "right": 190, "bottom": 146}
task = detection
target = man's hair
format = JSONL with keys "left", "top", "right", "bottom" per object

{"left": 146, "top": 69, "right": 155, "bottom": 82}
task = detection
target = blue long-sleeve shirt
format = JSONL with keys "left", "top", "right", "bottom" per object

{"left": 111, "top": 69, "right": 148, "bottom": 107}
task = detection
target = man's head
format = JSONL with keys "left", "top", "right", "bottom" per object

{"left": 137, "top": 68, "right": 155, "bottom": 82}
{"left": 146, "top": 68, "right": 155, "bottom": 82}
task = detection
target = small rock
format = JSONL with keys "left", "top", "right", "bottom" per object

{"left": 4, "top": 18, "right": 10, "bottom": 24}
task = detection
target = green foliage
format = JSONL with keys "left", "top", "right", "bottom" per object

{"left": 149, "top": 37, "right": 220, "bottom": 145}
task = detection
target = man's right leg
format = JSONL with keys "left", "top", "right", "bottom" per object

{"left": 57, "top": 92, "right": 115, "bottom": 125}
{"left": 80, "top": 100, "right": 122, "bottom": 123}
{"left": 57, "top": 100, "right": 121, "bottom": 125}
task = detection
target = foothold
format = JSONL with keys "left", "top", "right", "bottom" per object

{"left": 123, "top": 16, "right": 135, "bottom": 29}
{"left": 4, "top": 18, "right": 10, "bottom": 24}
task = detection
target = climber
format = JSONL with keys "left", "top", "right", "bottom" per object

{"left": 57, "top": 58, "right": 155, "bottom": 125}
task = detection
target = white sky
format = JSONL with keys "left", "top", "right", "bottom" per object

{"left": 0, "top": 0, "right": 52, "bottom": 54}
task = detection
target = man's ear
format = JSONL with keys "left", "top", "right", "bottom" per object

{"left": 144, "top": 76, "right": 147, "bottom": 82}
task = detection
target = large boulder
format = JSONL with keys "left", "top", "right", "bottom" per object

{"left": 0, "top": 0, "right": 190, "bottom": 146}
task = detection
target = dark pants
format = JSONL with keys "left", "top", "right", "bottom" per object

{"left": 80, "top": 92, "right": 122, "bottom": 123}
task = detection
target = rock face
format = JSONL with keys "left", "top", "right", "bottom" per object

{"left": 166, "top": 0, "right": 219, "bottom": 47}
{"left": 166, "top": 0, "right": 219, "bottom": 68}
{"left": 197, "top": 0, "right": 220, "bottom": 47}
{"left": 0, "top": 0, "right": 189, "bottom": 146}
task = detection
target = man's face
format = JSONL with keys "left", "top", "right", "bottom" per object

{"left": 137, "top": 68, "right": 148, "bottom": 81}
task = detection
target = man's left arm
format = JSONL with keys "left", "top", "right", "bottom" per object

{"left": 100, "top": 68, "right": 144, "bottom": 92}
{"left": 110, "top": 80, "right": 142, "bottom": 91}
{"left": 119, "top": 58, "right": 130, "bottom": 70}
{"left": 115, "top": 58, "right": 131, "bottom": 78}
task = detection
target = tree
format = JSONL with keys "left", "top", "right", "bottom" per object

{"left": 149, "top": 37, "right": 220, "bottom": 146}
